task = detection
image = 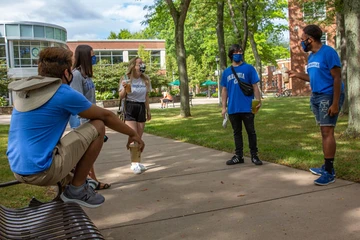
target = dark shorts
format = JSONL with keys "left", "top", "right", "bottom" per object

{"left": 125, "top": 101, "right": 146, "bottom": 122}
{"left": 162, "top": 99, "right": 171, "bottom": 103}
{"left": 310, "top": 92, "right": 345, "bottom": 126}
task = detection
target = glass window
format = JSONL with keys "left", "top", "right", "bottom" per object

{"left": 0, "top": 25, "right": 4, "bottom": 37}
{"left": 113, "top": 56, "right": 123, "bottom": 64}
{"left": 40, "top": 42, "right": 49, "bottom": 47}
{"left": 0, "top": 45, "right": 5, "bottom": 58}
{"left": 54, "top": 28, "right": 61, "bottom": 40}
{"left": 6, "top": 24, "right": 20, "bottom": 37}
{"left": 0, "top": 37, "right": 4, "bottom": 43}
{"left": 100, "top": 51, "right": 112, "bottom": 56}
{"left": 21, "top": 59, "right": 31, "bottom": 67}
{"left": 61, "top": 30, "right": 67, "bottom": 41}
{"left": 34, "top": 25, "right": 45, "bottom": 38}
{"left": 20, "top": 46, "right": 30, "bottom": 58}
{"left": 128, "top": 51, "right": 138, "bottom": 60}
{"left": 45, "top": 27, "right": 54, "bottom": 39}
{"left": 20, "top": 25, "right": 33, "bottom": 37}
{"left": 321, "top": 33, "right": 327, "bottom": 45}
{"left": 99, "top": 56, "right": 111, "bottom": 65}
{"left": 303, "top": 1, "right": 326, "bottom": 22}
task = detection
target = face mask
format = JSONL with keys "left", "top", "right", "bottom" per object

{"left": 232, "top": 54, "right": 243, "bottom": 63}
{"left": 139, "top": 63, "right": 146, "bottom": 73}
{"left": 301, "top": 39, "right": 311, "bottom": 52}
{"left": 91, "top": 55, "right": 97, "bottom": 65}
{"left": 65, "top": 72, "right": 73, "bottom": 85}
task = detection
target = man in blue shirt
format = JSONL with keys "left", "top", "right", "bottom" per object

{"left": 7, "top": 47, "right": 144, "bottom": 208}
{"left": 287, "top": 25, "right": 345, "bottom": 186}
{"left": 221, "top": 44, "right": 263, "bottom": 166}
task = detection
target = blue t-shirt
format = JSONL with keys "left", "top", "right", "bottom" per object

{"left": 307, "top": 45, "right": 344, "bottom": 94}
{"left": 220, "top": 63, "right": 259, "bottom": 114}
{"left": 6, "top": 84, "right": 92, "bottom": 175}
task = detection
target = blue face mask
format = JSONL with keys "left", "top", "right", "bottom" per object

{"left": 91, "top": 55, "right": 97, "bottom": 65}
{"left": 232, "top": 54, "right": 243, "bottom": 63}
{"left": 301, "top": 38, "right": 311, "bottom": 52}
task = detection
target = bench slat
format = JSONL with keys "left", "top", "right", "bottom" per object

{"left": 0, "top": 201, "right": 104, "bottom": 240}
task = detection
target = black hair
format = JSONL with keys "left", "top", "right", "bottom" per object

{"left": 303, "top": 25, "right": 323, "bottom": 42}
{"left": 228, "top": 44, "right": 243, "bottom": 60}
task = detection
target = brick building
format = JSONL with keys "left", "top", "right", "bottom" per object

{"left": 287, "top": 0, "right": 337, "bottom": 95}
{"left": 67, "top": 40, "right": 166, "bottom": 70}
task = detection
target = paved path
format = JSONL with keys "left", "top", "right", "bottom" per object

{"left": 1, "top": 97, "right": 359, "bottom": 239}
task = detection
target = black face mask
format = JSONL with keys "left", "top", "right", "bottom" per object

{"left": 139, "top": 63, "right": 146, "bottom": 73}
{"left": 64, "top": 72, "right": 73, "bottom": 85}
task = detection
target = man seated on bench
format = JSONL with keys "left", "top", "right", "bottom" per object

{"left": 6, "top": 47, "right": 144, "bottom": 208}
{"left": 160, "top": 92, "right": 173, "bottom": 108}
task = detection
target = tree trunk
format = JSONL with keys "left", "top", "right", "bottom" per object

{"left": 344, "top": 0, "right": 360, "bottom": 137}
{"left": 165, "top": 0, "right": 191, "bottom": 117}
{"left": 336, "top": 10, "right": 348, "bottom": 114}
{"left": 249, "top": 31, "right": 263, "bottom": 92}
{"left": 216, "top": 0, "right": 226, "bottom": 105}
{"left": 227, "top": 0, "right": 249, "bottom": 53}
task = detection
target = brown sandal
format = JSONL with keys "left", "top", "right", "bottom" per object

{"left": 95, "top": 182, "right": 111, "bottom": 190}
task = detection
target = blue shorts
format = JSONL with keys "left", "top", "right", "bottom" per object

{"left": 310, "top": 92, "right": 344, "bottom": 126}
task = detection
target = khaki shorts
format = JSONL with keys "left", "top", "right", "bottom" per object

{"left": 14, "top": 122, "right": 99, "bottom": 187}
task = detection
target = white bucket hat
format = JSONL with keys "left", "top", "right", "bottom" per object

{"left": 8, "top": 75, "right": 62, "bottom": 112}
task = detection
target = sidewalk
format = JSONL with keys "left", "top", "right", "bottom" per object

{"left": 1, "top": 98, "right": 359, "bottom": 239}
{"left": 86, "top": 132, "right": 359, "bottom": 240}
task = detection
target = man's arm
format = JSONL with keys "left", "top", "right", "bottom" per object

{"left": 286, "top": 70, "right": 310, "bottom": 82}
{"left": 253, "top": 83, "right": 262, "bottom": 110}
{"left": 221, "top": 87, "right": 228, "bottom": 118}
{"left": 329, "top": 66, "right": 342, "bottom": 116}
{"left": 78, "top": 105, "right": 144, "bottom": 150}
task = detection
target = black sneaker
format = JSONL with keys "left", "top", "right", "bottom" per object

{"left": 226, "top": 155, "right": 244, "bottom": 165}
{"left": 251, "top": 155, "right": 263, "bottom": 165}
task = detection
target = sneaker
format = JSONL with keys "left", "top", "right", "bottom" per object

{"left": 251, "top": 155, "right": 263, "bottom": 165}
{"left": 310, "top": 164, "right": 336, "bottom": 176}
{"left": 138, "top": 163, "right": 147, "bottom": 171}
{"left": 222, "top": 113, "right": 229, "bottom": 128}
{"left": 226, "top": 155, "right": 244, "bottom": 165}
{"left": 314, "top": 171, "right": 335, "bottom": 186}
{"left": 130, "top": 163, "right": 142, "bottom": 174}
{"left": 60, "top": 181, "right": 105, "bottom": 208}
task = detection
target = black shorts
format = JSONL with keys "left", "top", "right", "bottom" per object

{"left": 163, "top": 99, "right": 171, "bottom": 103}
{"left": 125, "top": 101, "right": 146, "bottom": 122}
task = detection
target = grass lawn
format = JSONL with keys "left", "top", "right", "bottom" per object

{"left": 0, "top": 96, "right": 359, "bottom": 208}
{"left": 0, "top": 125, "right": 55, "bottom": 208}
{"left": 145, "top": 96, "right": 360, "bottom": 182}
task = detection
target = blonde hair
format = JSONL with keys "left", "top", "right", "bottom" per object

{"left": 127, "top": 57, "right": 150, "bottom": 91}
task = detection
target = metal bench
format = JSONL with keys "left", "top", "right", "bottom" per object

{"left": 0, "top": 180, "right": 104, "bottom": 240}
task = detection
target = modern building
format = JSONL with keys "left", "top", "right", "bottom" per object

{"left": 0, "top": 21, "right": 68, "bottom": 79}
{"left": 0, "top": 21, "right": 167, "bottom": 80}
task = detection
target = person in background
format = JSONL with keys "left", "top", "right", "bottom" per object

{"left": 160, "top": 92, "right": 173, "bottom": 109}
{"left": 287, "top": 24, "right": 345, "bottom": 186}
{"left": 221, "top": 44, "right": 262, "bottom": 166}
{"left": 70, "top": 44, "right": 111, "bottom": 190}
{"left": 119, "top": 57, "right": 151, "bottom": 174}
{"left": 7, "top": 47, "right": 144, "bottom": 208}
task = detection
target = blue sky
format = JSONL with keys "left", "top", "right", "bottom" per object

{"left": 0, "top": 0, "right": 153, "bottom": 40}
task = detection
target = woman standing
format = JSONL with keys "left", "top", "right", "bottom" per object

{"left": 119, "top": 57, "right": 151, "bottom": 174}
{"left": 70, "top": 44, "right": 111, "bottom": 190}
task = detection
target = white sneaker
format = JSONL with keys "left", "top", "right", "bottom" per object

{"left": 138, "top": 163, "right": 147, "bottom": 171}
{"left": 222, "top": 113, "right": 229, "bottom": 128}
{"left": 130, "top": 163, "right": 142, "bottom": 174}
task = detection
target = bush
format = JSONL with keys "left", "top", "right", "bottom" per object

{"left": 170, "top": 89, "right": 180, "bottom": 96}
{"left": 195, "top": 93, "right": 207, "bottom": 97}
{"left": 212, "top": 92, "right": 218, "bottom": 98}
{"left": 96, "top": 91, "right": 116, "bottom": 100}
{"left": 149, "top": 91, "right": 163, "bottom": 97}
